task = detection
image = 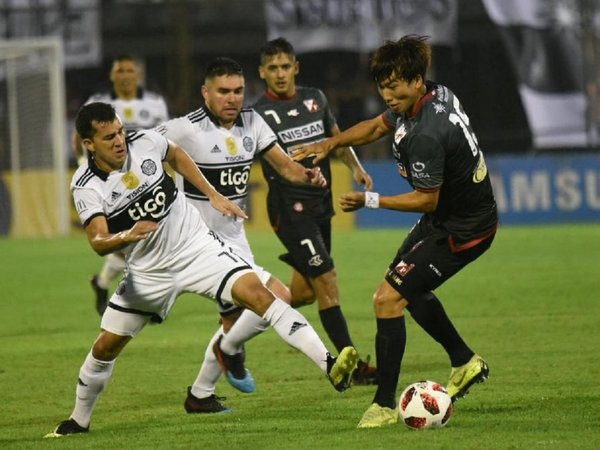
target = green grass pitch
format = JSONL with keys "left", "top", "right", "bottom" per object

{"left": 0, "top": 224, "right": 598, "bottom": 449}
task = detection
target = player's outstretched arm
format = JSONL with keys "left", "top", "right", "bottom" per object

{"left": 293, "top": 115, "right": 391, "bottom": 164}
{"left": 85, "top": 216, "right": 159, "bottom": 256}
{"left": 330, "top": 125, "right": 374, "bottom": 191}
{"left": 263, "top": 144, "right": 327, "bottom": 188}
{"left": 165, "top": 142, "right": 248, "bottom": 219}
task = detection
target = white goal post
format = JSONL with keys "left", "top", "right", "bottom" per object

{"left": 0, "top": 38, "right": 69, "bottom": 237}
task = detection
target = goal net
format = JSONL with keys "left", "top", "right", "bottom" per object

{"left": 0, "top": 38, "right": 69, "bottom": 237}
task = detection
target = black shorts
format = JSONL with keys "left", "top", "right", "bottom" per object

{"left": 267, "top": 201, "right": 334, "bottom": 278}
{"left": 385, "top": 216, "right": 495, "bottom": 302}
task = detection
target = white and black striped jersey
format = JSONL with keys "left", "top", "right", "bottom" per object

{"left": 154, "top": 106, "right": 278, "bottom": 245}
{"left": 71, "top": 129, "right": 209, "bottom": 272}
{"left": 85, "top": 88, "right": 169, "bottom": 132}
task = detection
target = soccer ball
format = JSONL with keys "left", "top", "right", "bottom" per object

{"left": 398, "top": 380, "right": 453, "bottom": 430}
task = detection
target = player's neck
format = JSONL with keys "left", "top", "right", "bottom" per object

{"left": 115, "top": 88, "right": 138, "bottom": 100}
{"left": 266, "top": 87, "right": 295, "bottom": 100}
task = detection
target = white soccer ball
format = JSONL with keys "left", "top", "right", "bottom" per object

{"left": 398, "top": 380, "right": 453, "bottom": 430}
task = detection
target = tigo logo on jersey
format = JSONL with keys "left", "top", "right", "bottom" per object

{"left": 128, "top": 185, "right": 168, "bottom": 220}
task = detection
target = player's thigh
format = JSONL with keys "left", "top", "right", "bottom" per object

{"left": 102, "top": 270, "right": 174, "bottom": 336}
{"left": 180, "top": 243, "right": 254, "bottom": 312}
{"left": 275, "top": 218, "right": 333, "bottom": 278}
{"left": 385, "top": 232, "right": 470, "bottom": 300}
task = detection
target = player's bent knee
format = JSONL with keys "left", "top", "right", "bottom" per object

{"left": 372, "top": 289, "right": 407, "bottom": 317}
{"left": 92, "top": 331, "right": 130, "bottom": 361}
{"left": 232, "top": 273, "right": 275, "bottom": 316}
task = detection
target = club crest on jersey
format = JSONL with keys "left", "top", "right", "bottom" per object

{"left": 433, "top": 102, "right": 446, "bottom": 114}
{"left": 243, "top": 136, "right": 253, "bottom": 152}
{"left": 121, "top": 171, "right": 140, "bottom": 189}
{"left": 394, "top": 123, "right": 407, "bottom": 143}
{"left": 394, "top": 260, "right": 414, "bottom": 277}
{"left": 141, "top": 159, "right": 157, "bottom": 176}
{"left": 303, "top": 99, "right": 320, "bottom": 112}
{"left": 287, "top": 109, "right": 299, "bottom": 117}
{"left": 225, "top": 137, "right": 238, "bottom": 155}
{"left": 308, "top": 254, "right": 323, "bottom": 267}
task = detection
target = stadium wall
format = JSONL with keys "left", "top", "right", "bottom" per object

{"left": 356, "top": 153, "right": 600, "bottom": 228}
{"left": 49, "top": 153, "right": 600, "bottom": 238}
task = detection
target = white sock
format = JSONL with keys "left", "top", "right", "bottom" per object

{"left": 220, "top": 309, "right": 269, "bottom": 355}
{"left": 97, "top": 253, "right": 126, "bottom": 288}
{"left": 70, "top": 352, "right": 115, "bottom": 428}
{"left": 262, "top": 298, "right": 329, "bottom": 373}
{"left": 190, "top": 326, "right": 224, "bottom": 399}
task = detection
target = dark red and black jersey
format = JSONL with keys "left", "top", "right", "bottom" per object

{"left": 382, "top": 82, "right": 498, "bottom": 246}
{"left": 253, "top": 86, "right": 336, "bottom": 213}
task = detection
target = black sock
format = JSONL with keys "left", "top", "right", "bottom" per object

{"left": 373, "top": 316, "right": 406, "bottom": 409}
{"left": 319, "top": 306, "right": 353, "bottom": 353}
{"left": 407, "top": 293, "right": 474, "bottom": 367}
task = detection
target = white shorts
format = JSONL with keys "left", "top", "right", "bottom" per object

{"left": 101, "top": 230, "right": 255, "bottom": 337}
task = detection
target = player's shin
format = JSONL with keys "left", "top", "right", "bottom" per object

{"left": 220, "top": 309, "right": 268, "bottom": 354}
{"left": 190, "top": 326, "right": 224, "bottom": 399}
{"left": 70, "top": 352, "right": 115, "bottom": 428}
{"left": 262, "top": 298, "right": 329, "bottom": 372}
{"left": 372, "top": 316, "right": 406, "bottom": 409}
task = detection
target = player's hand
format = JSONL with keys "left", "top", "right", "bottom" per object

{"left": 339, "top": 191, "right": 365, "bottom": 212}
{"left": 306, "top": 167, "right": 327, "bottom": 188}
{"left": 209, "top": 193, "right": 248, "bottom": 220}
{"left": 292, "top": 141, "right": 332, "bottom": 164}
{"left": 353, "top": 168, "right": 374, "bottom": 191}
{"left": 123, "top": 220, "right": 160, "bottom": 242}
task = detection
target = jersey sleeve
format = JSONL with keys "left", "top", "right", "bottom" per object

{"left": 382, "top": 109, "right": 398, "bottom": 129}
{"left": 317, "top": 89, "right": 338, "bottom": 135}
{"left": 252, "top": 110, "right": 278, "bottom": 154}
{"left": 133, "top": 129, "right": 170, "bottom": 161}
{"left": 157, "top": 96, "right": 169, "bottom": 122}
{"left": 72, "top": 185, "right": 105, "bottom": 227}
{"left": 407, "top": 134, "right": 444, "bottom": 191}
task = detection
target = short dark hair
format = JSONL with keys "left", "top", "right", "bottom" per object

{"left": 112, "top": 54, "right": 137, "bottom": 65}
{"left": 75, "top": 102, "right": 117, "bottom": 139}
{"left": 259, "top": 37, "right": 295, "bottom": 64}
{"left": 204, "top": 57, "right": 244, "bottom": 82}
{"left": 369, "top": 35, "right": 432, "bottom": 85}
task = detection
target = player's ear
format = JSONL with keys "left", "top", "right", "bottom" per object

{"left": 294, "top": 60, "right": 299, "bottom": 75}
{"left": 81, "top": 138, "right": 93, "bottom": 151}
{"left": 258, "top": 65, "right": 266, "bottom": 80}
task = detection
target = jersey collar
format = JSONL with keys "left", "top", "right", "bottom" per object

{"left": 88, "top": 146, "right": 131, "bottom": 181}
{"left": 110, "top": 88, "right": 144, "bottom": 100}
{"left": 408, "top": 82, "right": 435, "bottom": 118}
{"left": 203, "top": 105, "right": 244, "bottom": 128}
{"left": 263, "top": 89, "right": 297, "bottom": 101}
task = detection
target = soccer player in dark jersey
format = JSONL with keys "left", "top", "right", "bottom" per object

{"left": 294, "top": 35, "right": 498, "bottom": 428}
{"left": 252, "top": 38, "right": 378, "bottom": 384}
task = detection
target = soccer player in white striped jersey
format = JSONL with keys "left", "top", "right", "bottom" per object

{"left": 156, "top": 57, "right": 340, "bottom": 410}
{"left": 45, "top": 102, "right": 358, "bottom": 438}
{"left": 73, "top": 55, "right": 169, "bottom": 317}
